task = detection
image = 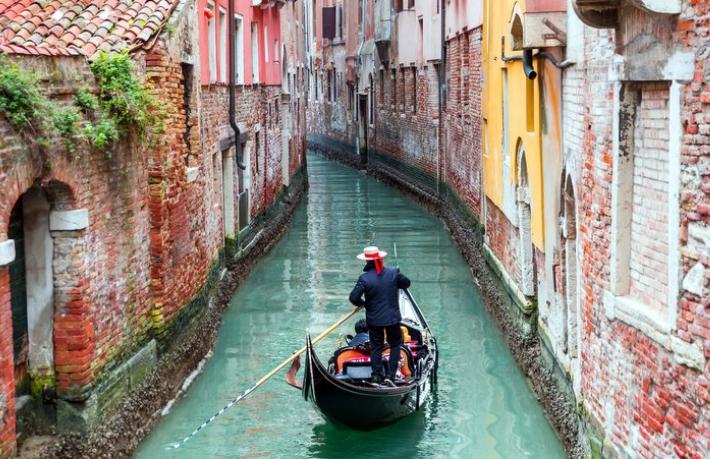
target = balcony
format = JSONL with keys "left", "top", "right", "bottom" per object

{"left": 573, "top": 0, "right": 680, "bottom": 29}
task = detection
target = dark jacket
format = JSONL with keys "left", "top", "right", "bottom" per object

{"left": 349, "top": 263, "right": 411, "bottom": 327}
{"left": 348, "top": 331, "right": 370, "bottom": 347}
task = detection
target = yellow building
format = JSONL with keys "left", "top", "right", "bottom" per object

{"left": 481, "top": 0, "right": 566, "bottom": 300}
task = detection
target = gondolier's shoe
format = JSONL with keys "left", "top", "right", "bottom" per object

{"left": 371, "top": 374, "right": 383, "bottom": 384}
{"left": 382, "top": 378, "right": 396, "bottom": 387}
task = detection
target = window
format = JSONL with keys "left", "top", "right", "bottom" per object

{"left": 606, "top": 81, "right": 682, "bottom": 342}
{"left": 255, "top": 131, "right": 260, "bottom": 173}
{"left": 207, "top": 3, "right": 216, "bottom": 83}
{"left": 234, "top": 15, "right": 244, "bottom": 84}
{"left": 391, "top": 69, "right": 397, "bottom": 108}
{"left": 412, "top": 67, "right": 417, "bottom": 114}
{"left": 400, "top": 68, "right": 406, "bottom": 112}
{"left": 326, "top": 70, "right": 333, "bottom": 102}
{"left": 337, "top": 6, "right": 343, "bottom": 39}
{"left": 348, "top": 85, "right": 354, "bottom": 113}
{"left": 369, "top": 75, "right": 374, "bottom": 125}
{"left": 181, "top": 63, "right": 194, "bottom": 163}
{"left": 264, "top": 26, "right": 269, "bottom": 62}
{"left": 322, "top": 6, "right": 336, "bottom": 39}
{"left": 219, "top": 8, "right": 227, "bottom": 83}
{"left": 251, "top": 22, "right": 260, "bottom": 83}
{"left": 334, "top": 72, "right": 339, "bottom": 102}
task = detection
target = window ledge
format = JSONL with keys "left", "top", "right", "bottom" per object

{"left": 603, "top": 291, "right": 706, "bottom": 370}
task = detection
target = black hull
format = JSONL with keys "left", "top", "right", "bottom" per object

{"left": 304, "top": 342, "right": 433, "bottom": 430}
{"left": 301, "top": 289, "right": 438, "bottom": 430}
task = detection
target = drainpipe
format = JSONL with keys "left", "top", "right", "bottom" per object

{"left": 229, "top": 0, "right": 246, "bottom": 170}
{"left": 437, "top": 0, "right": 446, "bottom": 196}
{"left": 355, "top": 0, "right": 366, "bottom": 164}
{"left": 522, "top": 49, "right": 537, "bottom": 80}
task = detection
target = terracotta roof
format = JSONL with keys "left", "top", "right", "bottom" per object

{"left": 0, "top": 0, "right": 179, "bottom": 57}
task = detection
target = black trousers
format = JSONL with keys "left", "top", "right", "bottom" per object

{"left": 368, "top": 324, "right": 402, "bottom": 379}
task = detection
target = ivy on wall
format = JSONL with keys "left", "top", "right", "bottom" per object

{"left": 0, "top": 50, "right": 164, "bottom": 157}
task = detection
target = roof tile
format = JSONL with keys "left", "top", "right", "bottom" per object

{"left": 0, "top": 0, "right": 179, "bottom": 57}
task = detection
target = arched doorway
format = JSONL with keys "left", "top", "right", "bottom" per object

{"left": 517, "top": 144, "right": 535, "bottom": 297}
{"left": 4, "top": 179, "right": 90, "bottom": 440}
{"left": 561, "top": 176, "right": 578, "bottom": 359}
{"left": 7, "top": 185, "right": 55, "bottom": 439}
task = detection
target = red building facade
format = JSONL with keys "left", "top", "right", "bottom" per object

{"left": 0, "top": 1, "right": 306, "bottom": 456}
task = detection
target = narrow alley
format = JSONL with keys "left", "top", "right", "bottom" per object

{"left": 0, "top": 1, "right": 708, "bottom": 458}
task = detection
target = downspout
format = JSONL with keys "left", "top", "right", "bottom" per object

{"left": 355, "top": 0, "right": 366, "bottom": 163}
{"left": 437, "top": 0, "right": 446, "bottom": 196}
{"left": 229, "top": 0, "right": 246, "bottom": 170}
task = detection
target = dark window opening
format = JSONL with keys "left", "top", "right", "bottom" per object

{"left": 181, "top": 63, "right": 194, "bottom": 165}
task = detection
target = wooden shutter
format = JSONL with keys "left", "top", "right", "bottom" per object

{"left": 322, "top": 7, "right": 336, "bottom": 39}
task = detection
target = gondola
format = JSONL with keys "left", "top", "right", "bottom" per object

{"left": 294, "top": 289, "right": 438, "bottom": 430}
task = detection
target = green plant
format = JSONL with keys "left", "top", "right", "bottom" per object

{"left": 0, "top": 51, "right": 164, "bottom": 156}
{"left": 74, "top": 87, "right": 99, "bottom": 112}
{"left": 0, "top": 56, "right": 50, "bottom": 133}
{"left": 52, "top": 105, "right": 82, "bottom": 150}
{"left": 83, "top": 116, "right": 119, "bottom": 152}
{"left": 89, "top": 50, "right": 163, "bottom": 143}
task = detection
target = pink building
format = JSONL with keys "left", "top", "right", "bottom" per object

{"left": 198, "top": 0, "right": 282, "bottom": 86}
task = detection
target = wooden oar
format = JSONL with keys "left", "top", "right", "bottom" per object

{"left": 169, "top": 305, "right": 363, "bottom": 449}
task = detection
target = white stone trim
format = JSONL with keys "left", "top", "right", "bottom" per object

{"left": 667, "top": 81, "right": 681, "bottom": 328}
{"left": 604, "top": 291, "right": 705, "bottom": 370}
{"left": 607, "top": 79, "right": 683, "bottom": 343}
{"left": 49, "top": 209, "right": 89, "bottom": 231}
{"left": 0, "top": 239, "right": 16, "bottom": 266}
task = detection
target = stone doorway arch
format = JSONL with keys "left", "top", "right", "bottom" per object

{"left": 1, "top": 179, "right": 92, "bottom": 442}
{"left": 516, "top": 143, "right": 535, "bottom": 297}
{"left": 560, "top": 175, "right": 578, "bottom": 359}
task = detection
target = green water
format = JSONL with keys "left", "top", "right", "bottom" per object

{"left": 136, "top": 154, "right": 565, "bottom": 458}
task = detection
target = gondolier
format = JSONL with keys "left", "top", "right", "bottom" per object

{"left": 349, "top": 246, "right": 411, "bottom": 385}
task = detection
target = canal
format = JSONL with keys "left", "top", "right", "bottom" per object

{"left": 136, "top": 153, "right": 565, "bottom": 458}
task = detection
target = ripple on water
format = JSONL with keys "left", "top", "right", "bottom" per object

{"left": 135, "top": 153, "right": 565, "bottom": 458}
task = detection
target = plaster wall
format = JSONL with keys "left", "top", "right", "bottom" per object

{"left": 482, "top": 0, "right": 544, "bottom": 249}
{"left": 197, "top": 0, "right": 282, "bottom": 86}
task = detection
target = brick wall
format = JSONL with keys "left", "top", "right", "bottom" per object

{"left": 0, "top": 55, "right": 155, "bottom": 453}
{"left": 485, "top": 197, "right": 522, "bottom": 286}
{"left": 629, "top": 83, "right": 670, "bottom": 310}
{"left": 0, "top": 12, "right": 306, "bottom": 454}
{"left": 571, "top": 2, "right": 710, "bottom": 456}
{"left": 444, "top": 28, "right": 483, "bottom": 219}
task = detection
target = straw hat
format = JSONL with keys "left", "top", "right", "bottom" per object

{"left": 356, "top": 246, "right": 388, "bottom": 261}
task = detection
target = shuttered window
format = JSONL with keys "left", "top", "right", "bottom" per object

{"left": 322, "top": 7, "right": 336, "bottom": 39}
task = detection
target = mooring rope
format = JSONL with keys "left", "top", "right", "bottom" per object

{"left": 168, "top": 305, "right": 362, "bottom": 449}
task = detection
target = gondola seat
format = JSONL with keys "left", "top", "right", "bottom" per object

{"left": 334, "top": 346, "right": 414, "bottom": 379}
